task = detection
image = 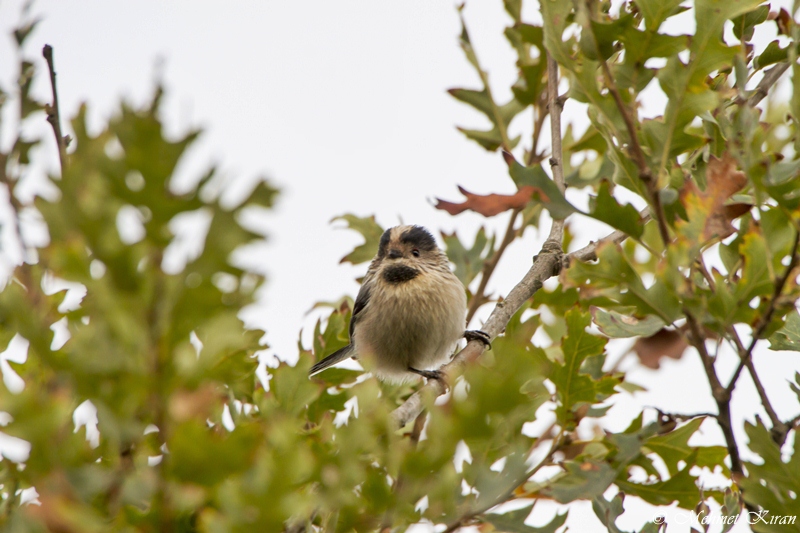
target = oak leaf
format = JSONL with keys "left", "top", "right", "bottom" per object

{"left": 435, "top": 185, "right": 534, "bottom": 217}
{"left": 632, "top": 328, "right": 688, "bottom": 369}
{"left": 679, "top": 153, "right": 751, "bottom": 241}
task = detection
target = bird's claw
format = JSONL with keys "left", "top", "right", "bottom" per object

{"left": 464, "top": 329, "right": 492, "bottom": 349}
{"left": 408, "top": 367, "right": 445, "bottom": 382}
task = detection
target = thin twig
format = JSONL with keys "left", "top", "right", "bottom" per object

{"left": 726, "top": 228, "right": 800, "bottom": 394}
{"left": 684, "top": 312, "right": 745, "bottom": 479}
{"left": 726, "top": 326, "right": 784, "bottom": 436}
{"left": 42, "top": 44, "right": 67, "bottom": 172}
{"left": 464, "top": 60, "right": 562, "bottom": 325}
{"left": 582, "top": 5, "right": 670, "bottom": 246}
{"left": 748, "top": 61, "right": 791, "bottom": 107}
{"left": 546, "top": 52, "right": 566, "bottom": 246}
{"left": 466, "top": 208, "right": 521, "bottom": 324}
{"left": 652, "top": 408, "right": 716, "bottom": 422}
{"left": 525, "top": 91, "right": 550, "bottom": 166}
{"left": 569, "top": 208, "right": 651, "bottom": 262}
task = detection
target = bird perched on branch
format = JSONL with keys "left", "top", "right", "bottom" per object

{"left": 309, "top": 225, "right": 490, "bottom": 383}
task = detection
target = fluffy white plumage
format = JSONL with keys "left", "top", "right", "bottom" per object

{"left": 310, "top": 225, "right": 468, "bottom": 382}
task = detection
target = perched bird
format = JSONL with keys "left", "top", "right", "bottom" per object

{"left": 309, "top": 225, "right": 489, "bottom": 382}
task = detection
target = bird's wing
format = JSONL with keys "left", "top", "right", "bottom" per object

{"left": 349, "top": 278, "right": 371, "bottom": 339}
{"left": 309, "top": 343, "right": 354, "bottom": 377}
{"left": 309, "top": 275, "right": 371, "bottom": 377}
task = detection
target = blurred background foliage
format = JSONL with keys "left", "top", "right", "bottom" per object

{"left": 1, "top": 0, "right": 800, "bottom": 532}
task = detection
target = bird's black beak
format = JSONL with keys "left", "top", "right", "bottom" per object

{"left": 387, "top": 248, "right": 402, "bottom": 260}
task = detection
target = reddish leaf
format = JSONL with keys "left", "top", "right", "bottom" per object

{"left": 632, "top": 328, "right": 689, "bottom": 369}
{"left": 435, "top": 185, "right": 534, "bottom": 217}
{"left": 680, "top": 153, "right": 751, "bottom": 241}
{"left": 775, "top": 8, "right": 792, "bottom": 35}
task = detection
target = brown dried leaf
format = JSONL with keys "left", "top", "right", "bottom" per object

{"left": 680, "top": 153, "right": 751, "bottom": 241}
{"left": 632, "top": 328, "right": 689, "bottom": 369}
{"left": 435, "top": 185, "right": 534, "bottom": 217}
{"left": 776, "top": 8, "right": 792, "bottom": 35}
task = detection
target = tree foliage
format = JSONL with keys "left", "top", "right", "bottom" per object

{"left": 1, "top": 1, "right": 800, "bottom": 532}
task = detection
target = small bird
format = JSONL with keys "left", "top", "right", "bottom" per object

{"left": 309, "top": 225, "right": 490, "bottom": 382}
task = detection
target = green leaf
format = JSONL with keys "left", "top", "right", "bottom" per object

{"left": 449, "top": 88, "right": 498, "bottom": 119}
{"left": 740, "top": 418, "right": 800, "bottom": 527}
{"left": 763, "top": 159, "right": 800, "bottom": 211}
{"left": 754, "top": 40, "right": 796, "bottom": 69}
{"left": 332, "top": 214, "right": 384, "bottom": 265}
{"left": 635, "top": 0, "right": 685, "bottom": 31}
{"left": 504, "top": 152, "right": 577, "bottom": 220}
{"left": 568, "top": 243, "right": 682, "bottom": 323}
{"left": 484, "top": 505, "right": 567, "bottom": 533}
{"left": 458, "top": 125, "right": 521, "bottom": 152}
{"left": 769, "top": 310, "right": 800, "bottom": 352}
{"left": 643, "top": 418, "right": 705, "bottom": 476}
{"left": 653, "top": 0, "right": 764, "bottom": 175}
{"left": 442, "top": 227, "right": 492, "bottom": 286}
{"left": 169, "top": 421, "right": 263, "bottom": 486}
{"left": 616, "top": 465, "right": 701, "bottom": 509}
{"left": 592, "top": 493, "right": 630, "bottom": 533}
{"left": 451, "top": 10, "right": 523, "bottom": 152}
{"left": 592, "top": 308, "right": 665, "bottom": 338}
{"left": 550, "top": 310, "right": 615, "bottom": 427}
{"left": 540, "top": 0, "right": 573, "bottom": 66}
{"left": 272, "top": 358, "right": 322, "bottom": 417}
{"left": 507, "top": 24, "right": 546, "bottom": 105}
{"left": 734, "top": 230, "right": 773, "bottom": 304}
{"left": 503, "top": 0, "right": 521, "bottom": 22}
{"left": 543, "top": 459, "right": 618, "bottom": 502}
{"left": 731, "top": 4, "right": 770, "bottom": 41}
{"left": 587, "top": 181, "right": 644, "bottom": 239}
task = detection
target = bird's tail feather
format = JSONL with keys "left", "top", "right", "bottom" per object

{"left": 309, "top": 344, "right": 354, "bottom": 377}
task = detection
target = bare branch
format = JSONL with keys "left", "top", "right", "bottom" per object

{"left": 42, "top": 44, "right": 67, "bottom": 172}
{"left": 726, "top": 227, "right": 800, "bottom": 394}
{"left": 726, "top": 326, "right": 784, "bottom": 436}
{"left": 581, "top": 6, "right": 670, "bottom": 246}
{"left": 748, "top": 61, "right": 791, "bottom": 107}
{"left": 525, "top": 90, "right": 550, "bottom": 166}
{"left": 466, "top": 208, "right": 521, "bottom": 324}
{"left": 546, "top": 52, "right": 566, "bottom": 250}
{"left": 547, "top": 55, "right": 566, "bottom": 194}
{"left": 568, "top": 208, "right": 651, "bottom": 263}
{"left": 684, "top": 312, "right": 745, "bottom": 479}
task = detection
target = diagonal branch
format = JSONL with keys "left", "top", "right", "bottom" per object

{"left": 42, "top": 44, "right": 67, "bottom": 172}
{"left": 464, "top": 56, "right": 567, "bottom": 325}
{"left": 684, "top": 312, "right": 745, "bottom": 480}
{"left": 546, "top": 53, "right": 566, "bottom": 246}
{"left": 747, "top": 61, "right": 791, "bottom": 107}
{"left": 726, "top": 227, "right": 800, "bottom": 395}
{"left": 581, "top": 5, "right": 670, "bottom": 246}
{"left": 466, "top": 207, "right": 521, "bottom": 324}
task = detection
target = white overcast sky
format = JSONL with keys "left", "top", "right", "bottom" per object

{"left": 0, "top": 1, "right": 798, "bottom": 531}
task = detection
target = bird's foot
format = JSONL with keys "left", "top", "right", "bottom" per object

{"left": 408, "top": 367, "right": 444, "bottom": 382}
{"left": 464, "top": 329, "right": 492, "bottom": 349}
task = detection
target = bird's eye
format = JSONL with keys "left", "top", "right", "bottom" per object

{"left": 411, "top": 248, "right": 420, "bottom": 257}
